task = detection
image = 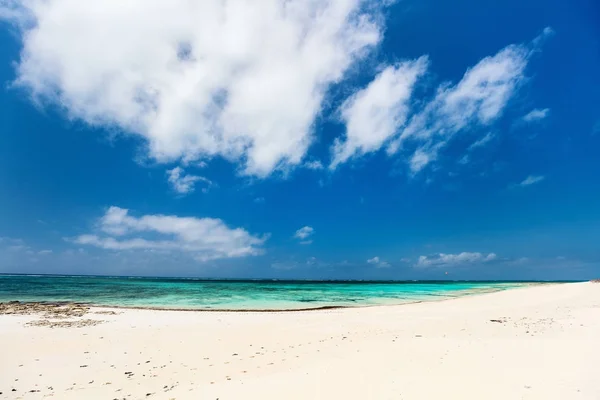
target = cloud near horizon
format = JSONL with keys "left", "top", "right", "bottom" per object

{"left": 72, "top": 206, "right": 267, "bottom": 261}
{"left": 416, "top": 252, "right": 497, "bottom": 268}
{"left": 367, "top": 256, "right": 390, "bottom": 268}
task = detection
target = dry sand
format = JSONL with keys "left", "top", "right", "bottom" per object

{"left": 0, "top": 282, "right": 599, "bottom": 399}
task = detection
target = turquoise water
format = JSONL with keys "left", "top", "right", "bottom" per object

{"left": 0, "top": 275, "right": 534, "bottom": 311}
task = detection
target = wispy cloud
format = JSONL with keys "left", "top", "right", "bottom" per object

{"left": 360, "top": 28, "right": 552, "bottom": 174}
{"left": 294, "top": 226, "right": 314, "bottom": 244}
{"left": 416, "top": 252, "right": 497, "bottom": 268}
{"left": 304, "top": 160, "right": 324, "bottom": 170}
{"left": 166, "top": 167, "right": 212, "bottom": 195}
{"left": 73, "top": 206, "right": 267, "bottom": 261}
{"left": 468, "top": 132, "right": 495, "bottom": 151}
{"left": 518, "top": 175, "right": 545, "bottom": 187}
{"left": 271, "top": 261, "right": 298, "bottom": 271}
{"left": 253, "top": 197, "right": 265, "bottom": 204}
{"left": 522, "top": 108, "right": 550, "bottom": 122}
{"left": 388, "top": 40, "right": 535, "bottom": 173}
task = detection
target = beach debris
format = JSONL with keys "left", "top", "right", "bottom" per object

{"left": 490, "top": 319, "right": 505, "bottom": 323}
{"left": 1, "top": 301, "right": 107, "bottom": 327}
{"left": 94, "top": 310, "right": 119, "bottom": 315}
{"left": 25, "top": 319, "right": 103, "bottom": 328}
{"left": 0, "top": 301, "right": 89, "bottom": 318}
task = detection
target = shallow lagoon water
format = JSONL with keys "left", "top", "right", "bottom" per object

{"left": 0, "top": 275, "right": 536, "bottom": 310}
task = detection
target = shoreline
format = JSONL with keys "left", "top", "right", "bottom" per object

{"left": 0, "top": 282, "right": 549, "bottom": 313}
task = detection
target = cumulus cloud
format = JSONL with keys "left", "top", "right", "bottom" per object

{"left": 367, "top": 256, "right": 390, "bottom": 267}
{"left": 166, "top": 166, "right": 212, "bottom": 195}
{"left": 73, "top": 206, "right": 267, "bottom": 261}
{"left": 522, "top": 108, "right": 550, "bottom": 122}
{"left": 294, "top": 226, "right": 314, "bottom": 244}
{"left": 1, "top": 0, "right": 385, "bottom": 177}
{"left": 416, "top": 252, "right": 497, "bottom": 268}
{"left": 330, "top": 57, "right": 428, "bottom": 168}
{"left": 518, "top": 175, "right": 545, "bottom": 187}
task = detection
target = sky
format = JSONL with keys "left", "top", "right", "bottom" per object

{"left": 0, "top": 0, "right": 599, "bottom": 280}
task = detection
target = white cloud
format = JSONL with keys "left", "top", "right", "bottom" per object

{"left": 294, "top": 226, "right": 314, "bottom": 241}
{"left": 522, "top": 108, "right": 549, "bottom": 122}
{"left": 2, "top": 0, "right": 385, "bottom": 177}
{"left": 384, "top": 28, "right": 553, "bottom": 173}
{"left": 388, "top": 43, "right": 531, "bottom": 173}
{"left": 73, "top": 206, "right": 267, "bottom": 261}
{"left": 416, "top": 252, "right": 497, "bottom": 268}
{"left": 304, "top": 160, "right": 324, "bottom": 170}
{"left": 468, "top": 132, "right": 495, "bottom": 150}
{"left": 166, "top": 166, "right": 211, "bottom": 195}
{"left": 367, "top": 256, "right": 390, "bottom": 268}
{"left": 409, "top": 148, "right": 436, "bottom": 173}
{"left": 253, "top": 197, "right": 265, "bottom": 204}
{"left": 331, "top": 57, "right": 428, "bottom": 168}
{"left": 518, "top": 175, "right": 545, "bottom": 187}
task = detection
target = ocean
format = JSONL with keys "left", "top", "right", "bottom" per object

{"left": 0, "top": 274, "right": 537, "bottom": 311}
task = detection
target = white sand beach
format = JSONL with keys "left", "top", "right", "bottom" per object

{"left": 1, "top": 282, "right": 599, "bottom": 399}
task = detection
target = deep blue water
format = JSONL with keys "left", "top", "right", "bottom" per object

{"left": 0, "top": 275, "right": 540, "bottom": 310}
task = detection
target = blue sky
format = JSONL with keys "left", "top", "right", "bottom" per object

{"left": 0, "top": 0, "right": 599, "bottom": 280}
